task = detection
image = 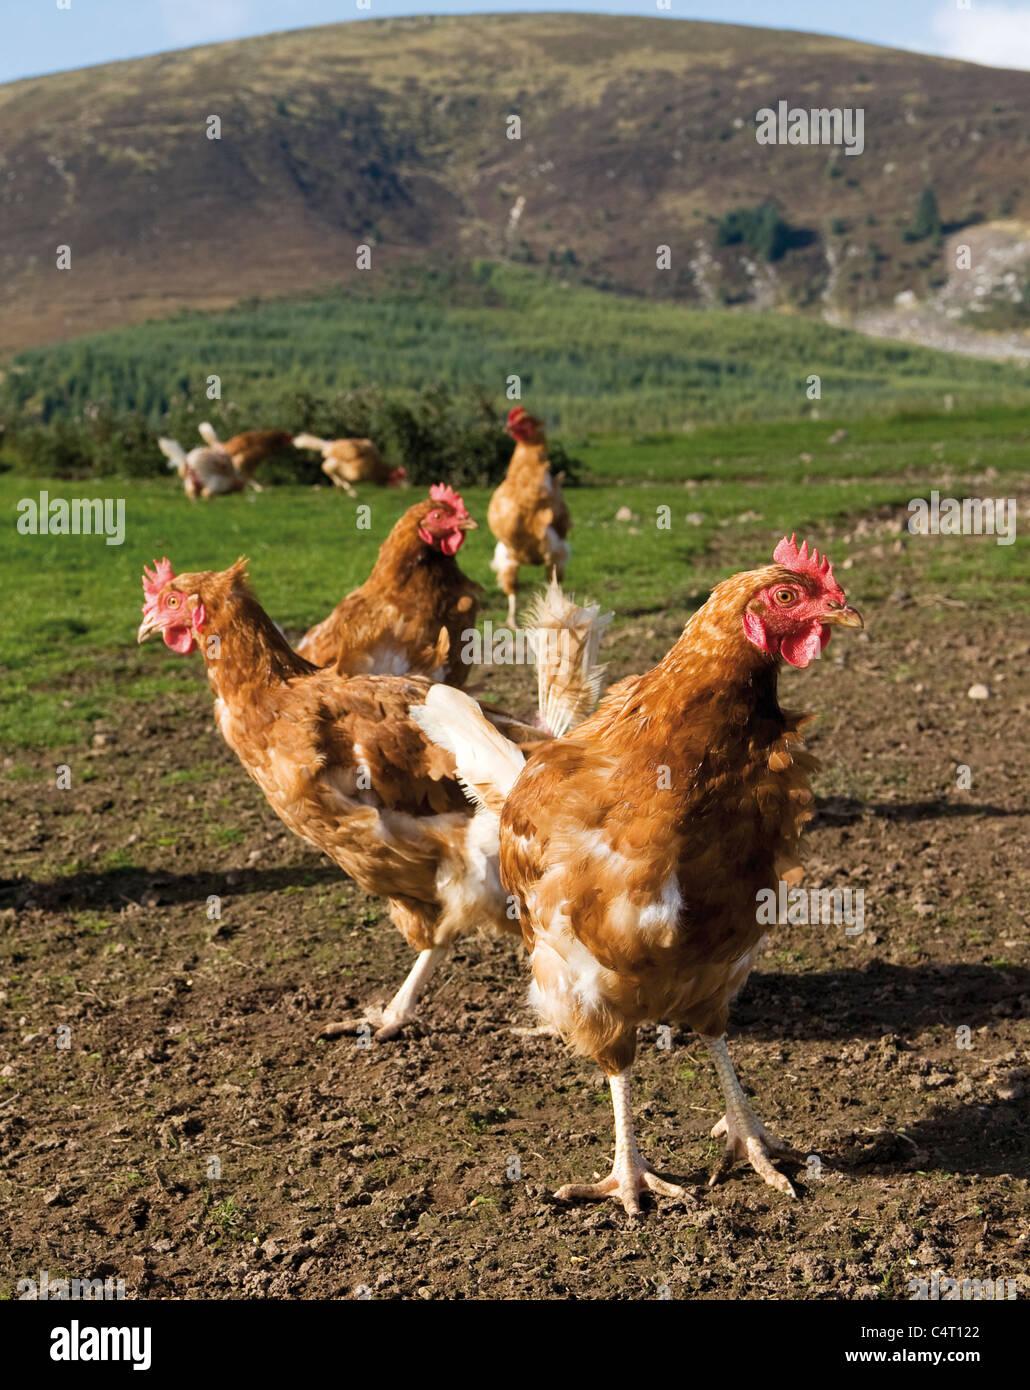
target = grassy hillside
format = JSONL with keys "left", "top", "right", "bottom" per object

{"left": 3, "top": 265, "right": 1028, "bottom": 451}
{"left": 1, "top": 14, "right": 1028, "bottom": 351}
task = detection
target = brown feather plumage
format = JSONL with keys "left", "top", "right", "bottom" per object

{"left": 295, "top": 498, "right": 483, "bottom": 684}
{"left": 217, "top": 430, "right": 294, "bottom": 479}
{"left": 501, "top": 564, "right": 834, "bottom": 1074}
{"left": 487, "top": 414, "right": 571, "bottom": 603}
{"left": 145, "top": 561, "right": 542, "bottom": 969}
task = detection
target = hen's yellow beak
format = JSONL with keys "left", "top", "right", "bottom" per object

{"left": 823, "top": 603, "right": 864, "bottom": 629}
{"left": 137, "top": 613, "right": 159, "bottom": 643}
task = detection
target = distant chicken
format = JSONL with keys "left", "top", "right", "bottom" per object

{"left": 488, "top": 406, "right": 571, "bottom": 626}
{"left": 293, "top": 432, "right": 406, "bottom": 497}
{"left": 198, "top": 422, "right": 295, "bottom": 489}
{"left": 415, "top": 537, "right": 863, "bottom": 1214}
{"left": 138, "top": 557, "right": 607, "bottom": 1040}
{"left": 159, "top": 437, "right": 243, "bottom": 499}
{"left": 296, "top": 485, "right": 483, "bottom": 686}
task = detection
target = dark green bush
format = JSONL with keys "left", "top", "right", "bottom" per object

{"left": 717, "top": 202, "right": 792, "bottom": 262}
{"left": 903, "top": 186, "right": 942, "bottom": 245}
{"left": 1, "top": 384, "right": 582, "bottom": 489}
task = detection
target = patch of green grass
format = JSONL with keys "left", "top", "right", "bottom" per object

{"left": 75, "top": 913, "right": 114, "bottom": 937}
{"left": 1, "top": 393, "right": 1027, "bottom": 750}
{"left": 161, "top": 764, "right": 218, "bottom": 786}
{"left": 209, "top": 826, "right": 244, "bottom": 846}
{"left": 99, "top": 848, "right": 139, "bottom": 871}
{"left": 207, "top": 1194, "right": 259, "bottom": 1243}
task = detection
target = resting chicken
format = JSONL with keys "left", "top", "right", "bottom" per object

{"left": 414, "top": 537, "right": 863, "bottom": 1213}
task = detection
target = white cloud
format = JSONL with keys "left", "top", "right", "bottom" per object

{"left": 159, "top": 0, "right": 254, "bottom": 48}
{"left": 930, "top": 2, "right": 1030, "bottom": 71}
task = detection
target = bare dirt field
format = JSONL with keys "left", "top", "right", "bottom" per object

{"left": 1, "top": 529, "right": 1027, "bottom": 1302}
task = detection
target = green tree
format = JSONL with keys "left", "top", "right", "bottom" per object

{"left": 716, "top": 202, "right": 792, "bottom": 262}
{"left": 905, "top": 186, "right": 942, "bottom": 244}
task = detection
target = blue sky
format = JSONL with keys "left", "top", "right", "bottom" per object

{"left": 4, "top": 0, "right": 1030, "bottom": 84}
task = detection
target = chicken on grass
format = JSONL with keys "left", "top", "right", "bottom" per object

{"left": 296, "top": 485, "right": 483, "bottom": 686}
{"left": 293, "top": 433, "right": 406, "bottom": 496}
{"left": 413, "top": 537, "right": 864, "bottom": 1213}
{"left": 159, "top": 438, "right": 243, "bottom": 499}
{"left": 488, "top": 407, "right": 571, "bottom": 627}
{"left": 198, "top": 423, "right": 295, "bottom": 490}
{"left": 137, "top": 557, "right": 607, "bottom": 1040}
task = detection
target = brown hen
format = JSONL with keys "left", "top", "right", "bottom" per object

{"left": 487, "top": 406, "right": 570, "bottom": 626}
{"left": 198, "top": 423, "right": 294, "bottom": 488}
{"left": 296, "top": 485, "right": 482, "bottom": 687}
{"left": 414, "top": 537, "right": 864, "bottom": 1213}
{"left": 138, "top": 557, "right": 606, "bottom": 1040}
{"left": 293, "top": 433, "right": 406, "bottom": 496}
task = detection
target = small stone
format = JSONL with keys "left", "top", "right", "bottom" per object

{"left": 967, "top": 683, "right": 991, "bottom": 700}
{"left": 615, "top": 506, "right": 634, "bottom": 522}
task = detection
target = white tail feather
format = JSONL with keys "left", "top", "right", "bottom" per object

{"left": 526, "top": 577, "right": 612, "bottom": 737}
{"left": 293, "top": 433, "right": 329, "bottom": 453}
{"left": 410, "top": 686, "right": 525, "bottom": 815}
{"left": 198, "top": 421, "right": 221, "bottom": 448}
{"left": 158, "top": 436, "right": 187, "bottom": 472}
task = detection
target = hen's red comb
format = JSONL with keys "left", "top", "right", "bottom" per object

{"left": 773, "top": 535, "right": 837, "bottom": 588}
{"left": 142, "top": 558, "right": 175, "bottom": 598}
{"left": 430, "top": 482, "right": 467, "bottom": 515}
{"left": 141, "top": 558, "right": 174, "bottom": 618}
{"left": 506, "top": 406, "right": 528, "bottom": 427}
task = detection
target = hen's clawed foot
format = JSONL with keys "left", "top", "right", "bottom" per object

{"left": 319, "top": 1006, "right": 422, "bottom": 1044}
{"left": 555, "top": 1159, "right": 683, "bottom": 1217}
{"left": 709, "top": 1110, "right": 800, "bottom": 1197}
{"left": 509, "top": 1022, "right": 561, "bottom": 1038}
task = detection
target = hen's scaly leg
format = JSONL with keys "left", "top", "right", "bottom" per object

{"left": 322, "top": 946, "right": 448, "bottom": 1043}
{"left": 554, "top": 1068, "right": 684, "bottom": 1216}
{"left": 505, "top": 589, "right": 518, "bottom": 629}
{"left": 375, "top": 945, "right": 447, "bottom": 1040}
{"left": 704, "top": 1035, "right": 799, "bottom": 1197}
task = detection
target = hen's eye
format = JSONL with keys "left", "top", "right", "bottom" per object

{"left": 166, "top": 595, "right": 179, "bottom": 609}
{"left": 775, "top": 589, "right": 796, "bottom": 605}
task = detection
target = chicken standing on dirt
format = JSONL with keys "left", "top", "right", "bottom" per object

{"left": 198, "top": 423, "right": 295, "bottom": 490}
{"left": 488, "top": 406, "right": 571, "bottom": 626}
{"left": 137, "top": 558, "right": 606, "bottom": 1040}
{"left": 293, "top": 433, "right": 406, "bottom": 497}
{"left": 414, "top": 537, "right": 863, "bottom": 1213}
{"left": 296, "top": 485, "right": 483, "bottom": 687}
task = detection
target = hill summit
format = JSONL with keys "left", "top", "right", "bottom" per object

{"left": 0, "top": 13, "right": 1027, "bottom": 351}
